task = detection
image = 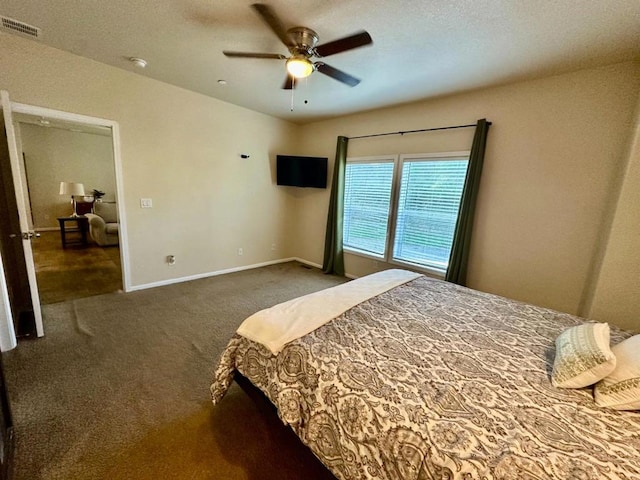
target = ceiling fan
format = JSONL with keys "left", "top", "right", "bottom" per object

{"left": 223, "top": 3, "right": 373, "bottom": 89}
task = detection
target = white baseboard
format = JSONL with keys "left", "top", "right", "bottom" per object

{"left": 295, "top": 258, "right": 322, "bottom": 269}
{"left": 282, "top": 258, "right": 358, "bottom": 279}
{"left": 127, "top": 257, "right": 326, "bottom": 292}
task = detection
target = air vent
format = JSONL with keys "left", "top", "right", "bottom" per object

{"left": 1, "top": 16, "right": 41, "bottom": 39}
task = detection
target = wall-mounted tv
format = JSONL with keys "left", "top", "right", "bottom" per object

{"left": 276, "top": 155, "right": 328, "bottom": 188}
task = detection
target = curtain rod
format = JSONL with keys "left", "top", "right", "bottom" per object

{"left": 348, "top": 122, "right": 490, "bottom": 140}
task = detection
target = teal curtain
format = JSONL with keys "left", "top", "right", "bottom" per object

{"left": 322, "top": 136, "right": 349, "bottom": 275}
{"left": 446, "top": 119, "right": 490, "bottom": 285}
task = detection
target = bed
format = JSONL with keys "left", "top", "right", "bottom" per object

{"left": 210, "top": 270, "right": 640, "bottom": 479}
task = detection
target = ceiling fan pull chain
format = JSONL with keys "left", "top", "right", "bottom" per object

{"left": 290, "top": 77, "right": 296, "bottom": 111}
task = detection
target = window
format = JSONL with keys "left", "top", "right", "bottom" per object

{"left": 343, "top": 152, "right": 469, "bottom": 273}
{"left": 393, "top": 155, "right": 468, "bottom": 270}
{"left": 343, "top": 157, "right": 395, "bottom": 257}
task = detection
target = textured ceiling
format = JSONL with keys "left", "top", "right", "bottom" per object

{"left": 2, "top": 0, "right": 639, "bottom": 124}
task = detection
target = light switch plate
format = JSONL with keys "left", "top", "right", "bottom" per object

{"left": 140, "top": 198, "right": 153, "bottom": 208}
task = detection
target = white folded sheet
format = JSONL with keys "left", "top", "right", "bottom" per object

{"left": 236, "top": 268, "right": 422, "bottom": 354}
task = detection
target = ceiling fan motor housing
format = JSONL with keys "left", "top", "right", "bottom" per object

{"left": 287, "top": 27, "right": 318, "bottom": 56}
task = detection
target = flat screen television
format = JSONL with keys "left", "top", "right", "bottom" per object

{"left": 276, "top": 155, "right": 328, "bottom": 188}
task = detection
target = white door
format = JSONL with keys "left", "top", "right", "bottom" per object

{"left": 0, "top": 90, "right": 44, "bottom": 338}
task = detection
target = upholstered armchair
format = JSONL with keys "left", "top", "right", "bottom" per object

{"left": 85, "top": 202, "right": 119, "bottom": 246}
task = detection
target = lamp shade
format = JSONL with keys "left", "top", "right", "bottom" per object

{"left": 59, "top": 182, "right": 85, "bottom": 196}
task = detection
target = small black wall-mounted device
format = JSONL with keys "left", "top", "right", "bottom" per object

{"left": 240, "top": 154, "right": 250, "bottom": 159}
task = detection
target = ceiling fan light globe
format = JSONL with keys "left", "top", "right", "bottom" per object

{"left": 286, "top": 57, "right": 313, "bottom": 78}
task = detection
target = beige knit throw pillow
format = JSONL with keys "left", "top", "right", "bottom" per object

{"left": 594, "top": 334, "right": 640, "bottom": 410}
{"left": 552, "top": 322, "right": 616, "bottom": 389}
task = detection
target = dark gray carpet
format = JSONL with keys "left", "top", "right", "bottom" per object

{"left": 3, "top": 261, "right": 346, "bottom": 479}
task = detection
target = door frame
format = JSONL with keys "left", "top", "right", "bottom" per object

{"left": 0, "top": 96, "right": 130, "bottom": 346}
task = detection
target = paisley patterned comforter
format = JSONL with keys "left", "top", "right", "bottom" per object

{"left": 211, "top": 276, "right": 640, "bottom": 479}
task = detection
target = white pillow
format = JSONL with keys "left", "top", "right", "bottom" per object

{"left": 551, "top": 322, "right": 616, "bottom": 388}
{"left": 594, "top": 334, "right": 640, "bottom": 410}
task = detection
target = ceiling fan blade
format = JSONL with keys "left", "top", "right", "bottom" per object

{"left": 315, "top": 63, "right": 361, "bottom": 87}
{"left": 251, "top": 3, "right": 295, "bottom": 48}
{"left": 282, "top": 75, "right": 295, "bottom": 90}
{"left": 223, "top": 51, "right": 287, "bottom": 59}
{"left": 314, "top": 31, "right": 372, "bottom": 57}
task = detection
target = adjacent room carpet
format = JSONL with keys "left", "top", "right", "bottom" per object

{"left": 3, "top": 261, "right": 346, "bottom": 480}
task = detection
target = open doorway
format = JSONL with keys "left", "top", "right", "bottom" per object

{"left": 12, "top": 113, "right": 123, "bottom": 305}
{"left": 0, "top": 93, "right": 130, "bottom": 341}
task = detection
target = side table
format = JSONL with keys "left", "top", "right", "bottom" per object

{"left": 57, "top": 216, "right": 89, "bottom": 248}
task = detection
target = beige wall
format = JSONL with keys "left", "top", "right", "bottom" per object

{"left": 0, "top": 32, "right": 300, "bottom": 287}
{"left": 588, "top": 94, "right": 640, "bottom": 332}
{"left": 296, "top": 62, "right": 640, "bottom": 327}
{"left": 20, "top": 123, "right": 116, "bottom": 229}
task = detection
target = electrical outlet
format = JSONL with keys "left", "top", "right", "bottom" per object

{"left": 238, "top": 248, "right": 243, "bottom": 256}
{"left": 271, "top": 243, "right": 276, "bottom": 251}
{"left": 167, "top": 255, "right": 176, "bottom": 265}
{"left": 140, "top": 198, "right": 153, "bottom": 208}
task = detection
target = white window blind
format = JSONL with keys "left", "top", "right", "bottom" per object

{"left": 392, "top": 157, "right": 468, "bottom": 269}
{"left": 343, "top": 160, "right": 394, "bottom": 256}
